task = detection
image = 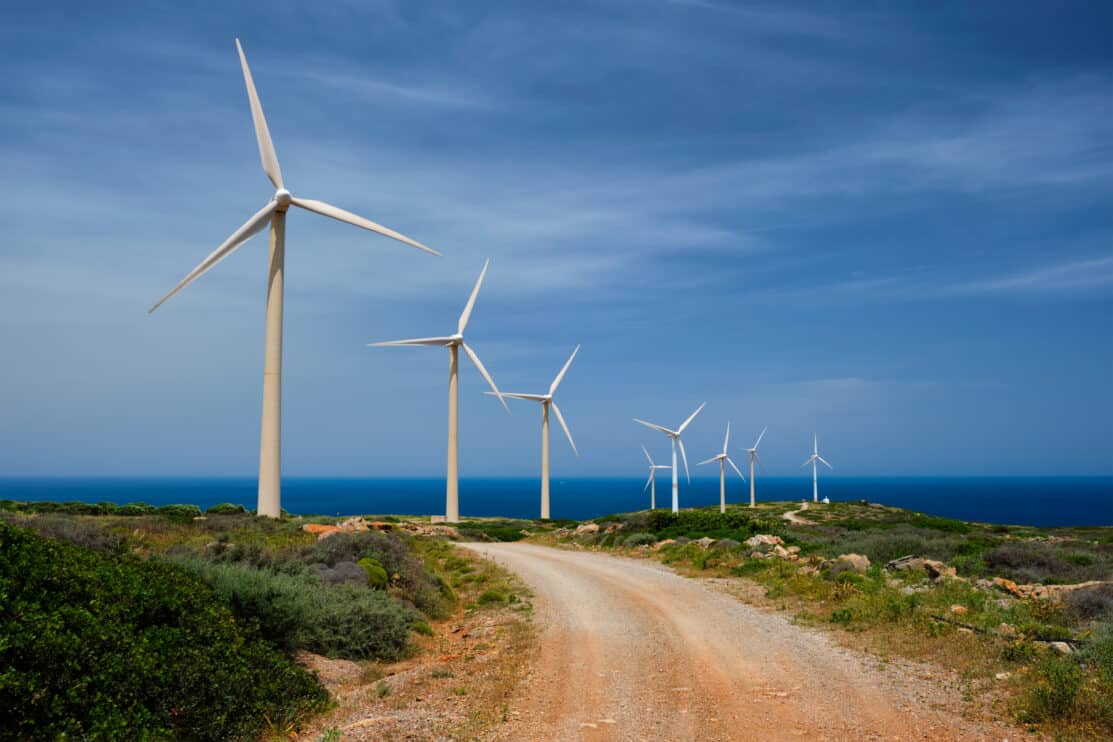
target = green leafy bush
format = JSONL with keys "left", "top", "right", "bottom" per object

{"left": 0, "top": 522, "right": 327, "bottom": 740}
{"left": 170, "top": 556, "right": 415, "bottom": 661}
{"left": 156, "top": 503, "right": 203, "bottom": 520}
{"left": 1026, "top": 654, "right": 1084, "bottom": 720}
{"left": 206, "top": 502, "right": 247, "bottom": 515}
{"left": 624, "top": 532, "right": 657, "bottom": 547}
{"left": 359, "top": 557, "right": 389, "bottom": 589}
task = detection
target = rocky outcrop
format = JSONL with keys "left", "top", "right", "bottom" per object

{"left": 745, "top": 534, "right": 784, "bottom": 548}
{"left": 575, "top": 523, "right": 600, "bottom": 535}
{"left": 885, "top": 556, "right": 956, "bottom": 581}
{"left": 834, "top": 554, "right": 871, "bottom": 574}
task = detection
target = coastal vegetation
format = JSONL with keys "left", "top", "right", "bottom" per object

{"left": 0, "top": 505, "right": 531, "bottom": 739}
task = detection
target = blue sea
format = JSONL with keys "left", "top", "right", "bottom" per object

{"left": 0, "top": 476, "right": 1110, "bottom": 527}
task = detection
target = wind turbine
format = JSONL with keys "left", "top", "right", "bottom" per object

{"left": 370, "top": 260, "right": 508, "bottom": 523}
{"left": 698, "top": 422, "right": 746, "bottom": 514}
{"left": 633, "top": 403, "right": 705, "bottom": 514}
{"left": 801, "top": 433, "right": 833, "bottom": 503}
{"left": 488, "top": 346, "right": 580, "bottom": 520}
{"left": 148, "top": 39, "right": 437, "bottom": 518}
{"left": 744, "top": 426, "right": 767, "bottom": 508}
{"left": 642, "top": 445, "right": 671, "bottom": 510}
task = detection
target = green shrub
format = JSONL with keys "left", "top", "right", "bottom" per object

{"left": 359, "top": 557, "right": 389, "bottom": 589}
{"left": 830, "top": 608, "right": 854, "bottom": 624}
{"left": 477, "top": 589, "right": 508, "bottom": 605}
{"left": 206, "top": 503, "right": 247, "bottom": 515}
{"left": 156, "top": 503, "right": 203, "bottom": 520}
{"left": 0, "top": 521, "right": 328, "bottom": 740}
{"left": 412, "top": 620, "right": 434, "bottom": 637}
{"left": 168, "top": 557, "right": 415, "bottom": 661}
{"left": 1026, "top": 654, "right": 1083, "bottom": 720}
{"left": 117, "top": 502, "right": 156, "bottom": 516}
{"left": 624, "top": 532, "right": 657, "bottom": 547}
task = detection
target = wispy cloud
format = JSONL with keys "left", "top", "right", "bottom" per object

{"left": 951, "top": 255, "right": 1113, "bottom": 295}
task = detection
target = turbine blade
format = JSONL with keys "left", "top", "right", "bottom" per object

{"left": 633, "top": 418, "right": 674, "bottom": 436}
{"left": 727, "top": 457, "right": 746, "bottom": 481}
{"left": 723, "top": 421, "right": 730, "bottom": 454}
{"left": 818, "top": 456, "right": 833, "bottom": 470}
{"left": 678, "top": 402, "right": 706, "bottom": 433}
{"left": 457, "top": 258, "right": 489, "bottom": 334}
{"left": 753, "top": 425, "right": 767, "bottom": 450}
{"left": 642, "top": 444, "right": 654, "bottom": 466}
{"left": 291, "top": 197, "right": 439, "bottom": 256}
{"left": 678, "top": 438, "right": 691, "bottom": 483}
{"left": 814, "top": 433, "right": 818, "bottom": 455}
{"left": 697, "top": 456, "right": 718, "bottom": 466}
{"left": 462, "top": 342, "right": 509, "bottom": 413}
{"left": 644, "top": 471, "right": 653, "bottom": 492}
{"left": 754, "top": 452, "right": 765, "bottom": 471}
{"left": 235, "top": 39, "right": 283, "bottom": 189}
{"left": 551, "top": 401, "right": 578, "bottom": 456}
{"left": 655, "top": 465, "right": 672, "bottom": 470}
{"left": 549, "top": 344, "right": 580, "bottom": 396}
{"left": 368, "top": 336, "right": 456, "bottom": 347}
{"left": 149, "top": 201, "right": 275, "bottom": 313}
{"left": 485, "top": 392, "right": 547, "bottom": 401}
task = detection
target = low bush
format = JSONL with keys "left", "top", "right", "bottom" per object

{"left": 206, "top": 502, "right": 247, "bottom": 515}
{"left": 359, "top": 557, "right": 389, "bottom": 589}
{"left": 313, "top": 560, "right": 371, "bottom": 587}
{"left": 1025, "top": 654, "right": 1084, "bottom": 721}
{"left": 0, "top": 522, "right": 328, "bottom": 740}
{"left": 169, "top": 556, "right": 416, "bottom": 661}
{"left": 2, "top": 513, "right": 125, "bottom": 555}
{"left": 624, "top": 532, "right": 657, "bottom": 547}
{"left": 1064, "top": 584, "right": 1113, "bottom": 622}
{"left": 156, "top": 503, "right": 203, "bottom": 520}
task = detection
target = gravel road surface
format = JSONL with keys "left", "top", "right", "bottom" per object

{"left": 462, "top": 542, "right": 1026, "bottom": 742}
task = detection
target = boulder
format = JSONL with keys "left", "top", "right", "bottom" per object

{"left": 338, "top": 516, "right": 369, "bottom": 532}
{"left": 603, "top": 523, "right": 625, "bottom": 535}
{"left": 786, "top": 545, "right": 801, "bottom": 555}
{"left": 835, "top": 554, "right": 871, "bottom": 575}
{"left": 745, "top": 534, "right": 784, "bottom": 548}
{"left": 997, "top": 623, "right": 1018, "bottom": 637}
{"left": 304, "top": 523, "right": 342, "bottom": 539}
{"left": 575, "top": 523, "right": 600, "bottom": 535}
{"left": 1048, "top": 641, "right": 1073, "bottom": 655}
{"left": 992, "top": 577, "right": 1022, "bottom": 597}
{"left": 885, "top": 556, "right": 956, "bottom": 581}
{"left": 949, "top": 604, "right": 968, "bottom": 616}
{"left": 653, "top": 539, "right": 677, "bottom": 550}
{"left": 771, "top": 545, "right": 790, "bottom": 559}
{"left": 696, "top": 537, "right": 716, "bottom": 549}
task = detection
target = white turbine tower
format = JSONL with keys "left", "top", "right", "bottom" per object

{"left": 489, "top": 346, "right": 581, "bottom": 520}
{"left": 642, "top": 445, "right": 672, "bottom": 510}
{"left": 744, "top": 426, "right": 767, "bottom": 508}
{"left": 633, "top": 403, "right": 705, "bottom": 514}
{"left": 370, "top": 260, "right": 508, "bottom": 523}
{"left": 149, "top": 39, "right": 438, "bottom": 518}
{"left": 801, "top": 433, "right": 833, "bottom": 503}
{"left": 698, "top": 422, "right": 746, "bottom": 514}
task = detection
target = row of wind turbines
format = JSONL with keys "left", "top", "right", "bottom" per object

{"left": 638, "top": 411, "right": 835, "bottom": 515}
{"left": 148, "top": 39, "right": 836, "bottom": 523}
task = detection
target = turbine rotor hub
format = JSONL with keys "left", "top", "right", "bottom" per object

{"left": 274, "top": 188, "right": 293, "bottom": 207}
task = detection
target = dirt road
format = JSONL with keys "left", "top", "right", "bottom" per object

{"left": 462, "top": 542, "right": 1023, "bottom": 741}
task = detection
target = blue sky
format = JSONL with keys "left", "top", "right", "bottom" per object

{"left": 1, "top": 1, "right": 1110, "bottom": 479}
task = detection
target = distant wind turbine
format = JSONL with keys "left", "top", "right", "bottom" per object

{"left": 488, "top": 346, "right": 580, "bottom": 520}
{"left": 642, "top": 445, "right": 671, "bottom": 510}
{"left": 370, "top": 260, "right": 507, "bottom": 523}
{"left": 633, "top": 403, "right": 705, "bottom": 514}
{"left": 801, "top": 433, "right": 833, "bottom": 503}
{"left": 744, "top": 426, "right": 767, "bottom": 508}
{"left": 148, "top": 39, "right": 438, "bottom": 518}
{"left": 698, "top": 422, "right": 746, "bottom": 513}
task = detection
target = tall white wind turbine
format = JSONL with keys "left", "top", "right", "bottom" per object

{"left": 744, "top": 426, "right": 767, "bottom": 508}
{"left": 633, "top": 403, "right": 705, "bottom": 514}
{"left": 698, "top": 422, "right": 746, "bottom": 514}
{"left": 801, "top": 433, "right": 833, "bottom": 503}
{"left": 488, "top": 346, "right": 581, "bottom": 520}
{"left": 149, "top": 39, "right": 438, "bottom": 518}
{"left": 642, "top": 445, "right": 671, "bottom": 511}
{"left": 370, "top": 260, "right": 508, "bottom": 523}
